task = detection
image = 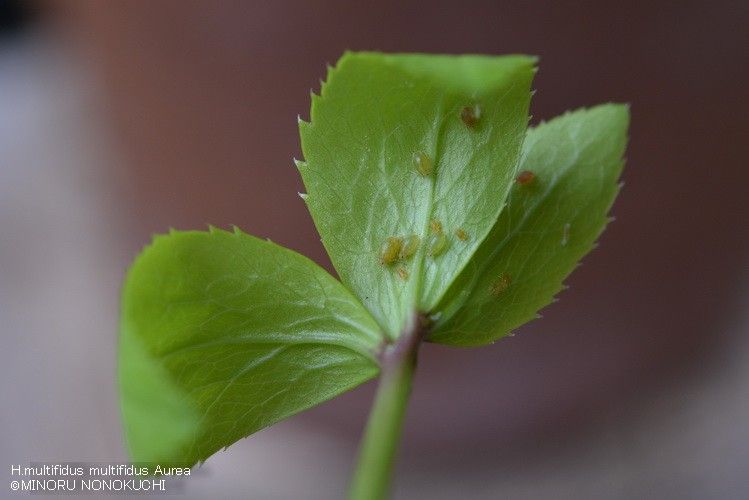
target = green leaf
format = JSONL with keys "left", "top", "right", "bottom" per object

{"left": 429, "top": 104, "right": 629, "bottom": 346}
{"left": 119, "top": 228, "right": 383, "bottom": 466}
{"left": 298, "top": 52, "right": 536, "bottom": 338}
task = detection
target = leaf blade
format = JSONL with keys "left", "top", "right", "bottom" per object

{"left": 119, "top": 228, "right": 382, "bottom": 466}
{"left": 300, "top": 52, "right": 535, "bottom": 337}
{"left": 430, "top": 104, "right": 629, "bottom": 345}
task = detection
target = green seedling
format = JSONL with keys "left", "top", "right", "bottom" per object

{"left": 119, "top": 51, "right": 629, "bottom": 500}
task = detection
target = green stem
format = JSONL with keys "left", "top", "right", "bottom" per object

{"left": 349, "top": 313, "right": 426, "bottom": 500}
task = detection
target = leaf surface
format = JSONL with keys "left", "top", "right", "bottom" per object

{"left": 430, "top": 104, "right": 629, "bottom": 345}
{"left": 119, "top": 228, "right": 382, "bottom": 466}
{"left": 299, "top": 52, "right": 535, "bottom": 337}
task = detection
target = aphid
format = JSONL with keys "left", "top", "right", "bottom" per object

{"left": 490, "top": 273, "right": 512, "bottom": 296}
{"left": 428, "top": 232, "right": 448, "bottom": 257}
{"left": 379, "top": 236, "right": 403, "bottom": 265}
{"left": 413, "top": 151, "right": 434, "bottom": 177}
{"left": 460, "top": 104, "right": 481, "bottom": 128}
{"left": 396, "top": 267, "right": 409, "bottom": 281}
{"left": 430, "top": 219, "right": 443, "bottom": 234}
{"left": 516, "top": 170, "right": 536, "bottom": 185}
{"left": 561, "top": 223, "right": 571, "bottom": 247}
{"left": 399, "top": 235, "right": 420, "bottom": 260}
{"left": 455, "top": 228, "right": 469, "bottom": 241}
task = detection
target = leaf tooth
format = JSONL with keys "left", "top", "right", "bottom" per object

{"left": 310, "top": 91, "right": 323, "bottom": 109}
{"left": 317, "top": 63, "right": 335, "bottom": 97}
{"left": 231, "top": 225, "right": 247, "bottom": 236}
{"left": 298, "top": 192, "right": 308, "bottom": 201}
{"left": 293, "top": 158, "right": 308, "bottom": 171}
{"left": 297, "top": 115, "right": 311, "bottom": 133}
{"left": 140, "top": 233, "right": 163, "bottom": 255}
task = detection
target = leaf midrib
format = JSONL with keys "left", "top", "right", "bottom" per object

{"left": 411, "top": 94, "right": 448, "bottom": 321}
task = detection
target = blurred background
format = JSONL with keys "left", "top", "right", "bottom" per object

{"left": 1, "top": 0, "right": 748, "bottom": 498}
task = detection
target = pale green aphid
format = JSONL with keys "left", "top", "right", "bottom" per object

{"left": 379, "top": 236, "right": 403, "bottom": 265}
{"left": 426, "top": 218, "right": 448, "bottom": 257}
{"left": 428, "top": 232, "right": 448, "bottom": 257}
{"left": 413, "top": 151, "right": 433, "bottom": 176}
{"left": 399, "top": 235, "right": 420, "bottom": 260}
{"left": 490, "top": 273, "right": 512, "bottom": 296}
{"left": 396, "top": 267, "right": 409, "bottom": 281}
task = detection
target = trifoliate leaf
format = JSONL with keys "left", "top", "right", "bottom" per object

{"left": 299, "top": 52, "right": 536, "bottom": 338}
{"left": 119, "top": 228, "right": 383, "bottom": 466}
{"left": 430, "top": 104, "right": 629, "bottom": 345}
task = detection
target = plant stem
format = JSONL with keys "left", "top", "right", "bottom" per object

{"left": 349, "top": 313, "right": 426, "bottom": 500}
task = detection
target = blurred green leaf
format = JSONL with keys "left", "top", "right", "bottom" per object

{"left": 430, "top": 104, "right": 629, "bottom": 345}
{"left": 299, "top": 52, "right": 535, "bottom": 338}
{"left": 119, "top": 228, "right": 382, "bottom": 466}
